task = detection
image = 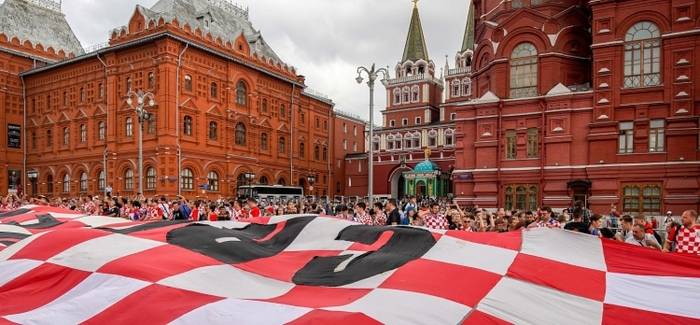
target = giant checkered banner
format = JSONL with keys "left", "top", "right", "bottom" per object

{"left": 1, "top": 206, "right": 700, "bottom": 324}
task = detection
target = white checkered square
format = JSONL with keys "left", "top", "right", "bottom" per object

{"left": 48, "top": 234, "right": 164, "bottom": 271}
{"left": 422, "top": 235, "right": 518, "bottom": 275}
{"left": 521, "top": 228, "right": 607, "bottom": 271}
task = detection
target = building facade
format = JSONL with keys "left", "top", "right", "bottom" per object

{"left": 452, "top": 0, "right": 700, "bottom": 214}
{"left": 0, "top": 0, "right": 364, "bottom": 199}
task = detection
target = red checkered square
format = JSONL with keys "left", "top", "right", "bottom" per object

{"left": 461, "top": 310, "right": 512, "bottom": 325}
{"left": 602, "top": 239, "right": 700, "bottom": 277}
{"left": 287, "top": 309, "right": 381, "bottom": 325}
{"left": 10, "top": 229, "right": 108, "bottom": 262}
{"left": 380, "top": 258, "right": 502, "bottom": 307}
{"left": 444, "top": 229, "right": 522, "bottom": 251}
{"left": 264, "top": 286, "right": 371, "bottom": 308}
{"left": 603, "top": 303, "right": 700, "bottom": 325}
{"left": 236, "top": 250, "right": 342, "bottom": 282}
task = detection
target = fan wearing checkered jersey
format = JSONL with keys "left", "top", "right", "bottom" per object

{"left": 0, "top": 206, "right": 699, "bottom": 324}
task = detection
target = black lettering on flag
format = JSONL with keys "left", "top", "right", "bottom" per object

{"left": 6, "top": 214, "right": 63, "bottom": 229}
{"left": 0, "top": 208, "right": 31, "bottom": 219}
{"left": 166, "top": 217, "right": 315, "bottom": 264}
{"left": 292, "top": 225, "right": 437, "bottom": 287}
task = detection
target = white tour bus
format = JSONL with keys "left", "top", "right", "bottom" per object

{"left": 236, "top": 185, "right": 304, "bottom": 202}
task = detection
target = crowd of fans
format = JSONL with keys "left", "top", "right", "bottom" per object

{"left": 2, "top": 193, "right": 698, "bottom": 256}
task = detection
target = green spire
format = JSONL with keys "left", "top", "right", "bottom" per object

{"left": 402, "top": 0, "right": 430, "bottom": 62}
{"left": 461, "top": 1, "right": 475, "bottom": 52}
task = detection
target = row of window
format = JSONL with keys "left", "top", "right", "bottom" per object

{"left": 182, "top": 76, "right": 248, "bottom": 105}
{"left": 451, "top": 79, "right": 472, "bottom": 98}
{"left": 393, "top": 86, "right": 421, "bottom": 105}
{"left": 342, "top": 123, "right": 359, "bottom": 136}
{"left": 507, "top": 21, "right": 662, "bottom": 99}
{"left": 373, "top": 130, "right": 455, "bottom": 151}
{"left": 505, "top": 128, "right": 539, "bottom": 159}
{"left": 619, "top": 120, "right": 665, "bottom": 154}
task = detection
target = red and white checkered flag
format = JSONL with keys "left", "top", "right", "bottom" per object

{"left": 1, "top": 206, "right": 699, "bottom": 324}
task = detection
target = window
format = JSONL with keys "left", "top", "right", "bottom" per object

{"left": 236, "top": 81, "right": 247, "bottom": 106}
{"left": 415, "top": 117, "right": 422, "bottom": 125}
{"left": 624, "top": 22, "right": 661, "bottom": 88}
{"left": 79, "top": 88, "right": 85, "bottom": 102}
{"left": 148, "top": 72, "right": 155, "bottom": 89}
{"left": 300, "top": 112, "right": 305, "bottom": 125}
{"left": 62, "top": 174, "right": 70, "bottom": 193}
{"left": 299, "top": 142, "right": 305, "bottom": 158}
{"left": 146, "top": 167, "right": 156, "bottom": 190}
{"left": 124, "top": 169, "right": 134, "bottom": 191}
{"left": 98, "top": 121, "right": 106, "bottom": 141}
{"left": 32, "top": 98, "right": 35, "bottom": 113}
{"left": 389, "top": 120, "right": 395, "bottom": 127}
{"left": 47, "top": 174, "right": 53, "bottom": 194}
{"left": 63, "top": 91, "right": 68, "bottom": 106}
{"left": 147, "top": 115, "right": 156, "bottom": 135}
{"left": 98, "top": 170, "right": 105, "bottom": 191}
{"left": 343, "top": 123, "right": 347, "bottom": 133}
{"left": 126, "top": 77, "right": 132, "bottom": 91}
{"left": 353, "top": 126, "right": 357, "bottom": 136}
{"left": 80, "top": 124, "right": 87, "bottom": 143}
{"left": 210, "top": 82, "right": 218, "bottom": 98}
{"left": 402, "top": 118, "right": 408, "bottom": 126}
{"left": 208, "top": 171, "right": 219, "bottom": 192}
{"left": 510, "top": 42, "right": 538, "bottom": 98}
{"left": 428, "top": 130, "right": 437, "bottom": 147}
{"left": 619, "top": 122, "right": 634, "bottom": 153}
{"left": 181, "top": 168, "right": 194, "bottom": 190}
{"left": 183, "top": 116, "right": 193, "bottom": 136}
{"left": 31, "top": 132, "right": 36, "bottom": 149}
{"left": 63, "top": 127, "right": 70, "bottom": 146}
{"left": 412, "top": 132, "right": 421, "bottom": 148}
{"left": 261, "top": 133, "right": 268, "bottom": 150}
{"left": 504, "top": 185, "right": 538, "bottom": 211}
{"left": 372, "top": 137, "right": 380, "bottom": 151}
{"left": 527, "top": 128, "right": 539, "bottom": 158}
{"left": 353, "top": 142, "right": 358, "bottom": 152}
{"left": 47, "top": 130, "right": 52, "bottom": 147}
{"left": 79, "top": 172, "right": 88, "bottom": 193}
{"left": 323, "top": 147, "right": 328, "bottom": 161}
{"left": 98, "top": 83, "right": 104, "bottom": 99}
{"left": 126, "top": 117, "right": 133, "bottom": 137}
{"left": 278, "top": 178, "right": 286, "bottom": 186}
{"left": 262, "top": 99, "right": 268, "bottom": 113}
{"left": 47, "top": 95, "right": 51, "bottom": 110}
{"left": 316, "top": 117, "right": 320, "bottom": 128}
{"left": 649, "top": 119, "right": 664, "bottom": 152}
{"left": 506, "top": 130, "right": 517, "bottom": 159}
{"left": 278, "top": 136, "right": 286, "bottom": 154}
{"left": 462, "top": 78, "right": 472, "bottom": 96}
{"left": 394, "top": 136, "right": 401, "bottom": 150}
{"left": 445, "top": 129, "right": 455, "bottom": 146}
{"left": 452, "top": 80, "right": 461, "bottom": 97}
{"left": 280, "top": 104, "right": 286, "bottom": 118}
{"left": 622, "top": 184, "right": 661, "bottom": 215}
{"left": 405, "top": 134, "right": 412, "bottom": 149}
{"left": 394, "top": 89, "right": 401, "bottom": 104}
{"left": 403, "top": 88, "right": 410, "bottom": 102}
{"left": 450, "top": 113, "right": 457, "bottom": 121}
{"left": 235, "top": 123, "right": 246, "bottom": 145}
{"left": 411, "top": 86, "right": 419, "bottom": 102}
{"left": 314, "top": 145, "right": 320, "bottom": 160}
{"left": 209, "top": 121, "right": 218, "bottom": 140}
{"left": 259, "top": 176, "right": 269, "bottom": 185}
{"left": 184, "top": 75, "right": 192, "bottom": 92}
{"left": 387, "top": 136, "right": 394, "bottom": 150}
{"left": 343, "top": 139, "right": 348, "bottom": 150}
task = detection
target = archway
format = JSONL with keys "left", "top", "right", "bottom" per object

{"left": 415, "top": 180, "right": 427, "bottom": 198}
{"left": 389, "top": 168, "right": 410, "bottom": 199}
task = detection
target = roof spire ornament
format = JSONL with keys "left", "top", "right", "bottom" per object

{"left": 412, "top": 0, "right": 419, "bottom": 8}
{"left": 401, "top": 0, "right": 430, "bottom": 62}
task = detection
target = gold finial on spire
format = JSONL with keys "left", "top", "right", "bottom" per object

{"left": 424, "top": 148, "right": 431, "bottom": 160}
{"left": 412, "top": 0, "right": 419, "bottom": 8}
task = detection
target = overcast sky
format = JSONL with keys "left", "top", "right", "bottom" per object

{"left": 60, "top": 0, "right": 469, "bottom": 122}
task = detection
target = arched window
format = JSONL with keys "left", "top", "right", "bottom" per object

{"left": 510, "top": 42, "right": 538, "bottom": 98}
{"left": 259, "top": 176, "right": 269, "bottom": 185}
{"left": 299, "top": 142, "right": 305, "bottom": 158}
{"left": 47, "top": 129, "right": 52, "bottom": 147}
{"left": 428, "top": 130, "right": 437, "bottom": 147}
{"left": 235, "top": 123, "right": 246, "bottom": 145}
{"left": 323, "top": 146, "right": 328, "bottom": 161}
{"left": 277, "top": 178, "right": 286, "bottom": 186}
{"left": 394, "top": 135, "right": 402, "bottom": 150}
{"left": 98, "top": 83, "right": 104, "bottom": 99}
{"left": 126, "top": 77, "right": 132, "bottom": 91}
{"left": 504, "top": 186, "right": 514, "bottom": 211}
{"left": 387, "top": 135, "right": 394, "bottom": 150}
{"left": 280, "top": 104, "right": 286, "bottom": 118}
{"left": 261, "top": 133, "right": 269, "bottom": 150}
{"left": 98, "top": 170, "right": 105, "bottom": 191}
{"left": 528, "top": 186, "right": 538, "bottom": 211}
{"left": 624, "top": 22, "right": 661, "bottom": 88}
{"left": 80, "top": 124, "right": 87, "bottom": 143}
{"left": 515, "top": 186, "right": 527, "bottom": 210}
{"left": 314, "top": 145, "right": 320, "bottom": 160}
{"left": 208, "top": 171, "right": 219, "bottom": 192}
{"left": 394, "top": 89, "right": 401, "bottom": 104}
{"left": 98, "top": 121, "right": 105, "bottom": 141}
{"left": 278, "top": 136, "right": 286, "bottom": 154}
{"left": 183, "top": 116, "right": 193, "bottom": 136}
{"left": 261, "top": 99, "right": 268, "bottom": 113}
{"left": 146, "top": 167, "right": 156, "bottom": 190}
{"left": 147, "top": 115, "right": 156, "bottom": 135}
{"left": 181, "top": 168, "right": 194, "bottom": 190}
{"left": 184, "top": 75, "right": 192, "bottom": 92}
{"left": 462, "top": 78, "right": 472, "bottom": 96}
{"left": 445, "top": 129, "right": 455, "bottom": 146}
{"left": 411, "top": 86, "right": 419, "bottom": 102}
{"left": 209, "top": 121, "right": 218, "bottom": 140}
{"left": 47, "top": 174, "right": 54, "bottom": 194}
{"left": 79, "top": 88, "right": 85, "bottom": 102}
{"left": 210, "top": 82, "right": 218, "bottom": 98}
{"left": 148, "top": 72, "right": 156, "bottom": 89}
{"left": 124, "top": 169, "right": 134, "bottom": 190}
{"left": 413, "top": 132, "right": 421, "bottom": 148}
{"left": 402, "top": 87, "right": 410, "bottom": 102}
{"left": 236, "top": 81, "right": 247, "bottom": 106}
{"left": 63, "top": 127, "right": 70, "bottom": 145}
{"left": 126, "top": 117, "right": 133, "bottom": 137}
{"left": 79, "top": 172, "right": 88, "bottom": 193}
{"left": 452, "top": 80, "right": 461, "bottom": 97}
{"left": 372, "top": 137, "right": 380, "bottom": 152}
{"left": 404, "top": 133, "right": 413, "bottom": 149}
{"left": 62, "top": 174, "right": 70, "bottom": 193}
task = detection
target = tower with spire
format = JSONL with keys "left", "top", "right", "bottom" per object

{"left": 383, "top": 0, "right": 443, "bottom": 129}
{"left": 444, "top": 0, "right": 474, "bottom": 104}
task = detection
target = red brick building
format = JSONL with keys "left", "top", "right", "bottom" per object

{"left": 0, "top": 0, "right": 364, "bottom": 199}
{"left": 452, "top": 0, "right": 700, "bottom": 214}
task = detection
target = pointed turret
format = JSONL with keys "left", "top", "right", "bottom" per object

{"left": 402, "top": 0, "right": 429, "bottom": 62}
{"left": 460, "top": 1, "right": 475, "bottom": 53}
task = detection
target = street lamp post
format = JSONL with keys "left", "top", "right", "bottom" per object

{"left": 306, "top": 175, "right": 316, "bottom": 197}
{"left": 356, "top": 63, "right": 389, "bottom": 204}
{"left": 126, "top": 90, "right": 156, "bottom": 195}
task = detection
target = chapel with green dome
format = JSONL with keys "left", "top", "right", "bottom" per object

{"left": 401, "top": 149, "right": 450, "bottom": 198}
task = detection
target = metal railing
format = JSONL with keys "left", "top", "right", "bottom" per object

{"left": 83, "top": 42, "right": 109, "bottom": 54}
{"left": 386, "top": 73, "right": 443, "bottom": 86}
{"left": 209, "top": 0, "right": 249, "bottom": 19}
{"left": 303, "top": 88, "right": 331, "bottom": 101}
{"left": 447, "top": 66, "right": 471, "bottom": 76}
